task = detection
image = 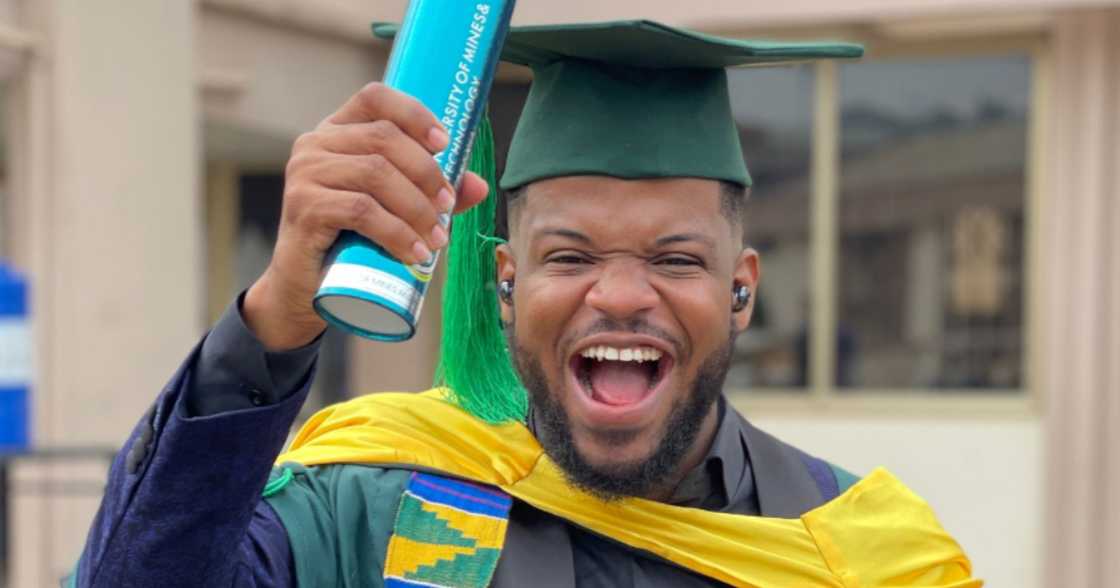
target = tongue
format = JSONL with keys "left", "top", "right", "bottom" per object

{"left": 588, "top": 361, "right": 653, "bottom": 406}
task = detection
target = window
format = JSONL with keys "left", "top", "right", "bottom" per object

{"left": 837, "top": 56, "right": 1030, "bottom": 391}
{"left": 727, "top": 43, "right": 1037, "bottom": 405}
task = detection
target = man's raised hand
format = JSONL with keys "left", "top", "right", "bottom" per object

{"left": 243, "top": 82, "right": 490, "bottom": 350}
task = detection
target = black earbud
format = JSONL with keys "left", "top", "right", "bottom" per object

{"left": 498, "top": 279, "right": 515, "bottom": 304}
{"left": 732, "top": 284, "right": 751, "bottom": 312}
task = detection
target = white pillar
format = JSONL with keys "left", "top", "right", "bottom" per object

{"left": 1042, "top": 8, "right": 1120, "bottom": 586}
{"left": 7, "top": 2, "right": 200, "bottom": 585}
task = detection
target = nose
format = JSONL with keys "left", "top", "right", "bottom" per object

{"left": 584, "top": 259, "right": 659, "bottom": 320}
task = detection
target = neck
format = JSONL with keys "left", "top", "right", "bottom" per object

{"left": 642, "top": 398, "right": 723, "bottom": 502}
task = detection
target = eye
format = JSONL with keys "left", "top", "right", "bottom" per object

{"left": 653, "top": 255, "right": 703, "bottom": 267}
{"left": 545, "top": 252, "right": 593, "bottom": 265}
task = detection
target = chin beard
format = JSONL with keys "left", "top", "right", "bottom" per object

{"left": 509, "top": 325, "right": 733, "bottom": 501}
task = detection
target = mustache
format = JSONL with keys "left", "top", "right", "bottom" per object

{"left": 561, "top": 318, "right": 683, "bottom": 358}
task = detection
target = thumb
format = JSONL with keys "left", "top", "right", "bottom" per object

{"left": 452, "top": 171, "right": 491, "bottom": 214}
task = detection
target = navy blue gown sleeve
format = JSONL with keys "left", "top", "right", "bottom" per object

{"left": 71, "top": 297, "right": 323, "bottom": 587}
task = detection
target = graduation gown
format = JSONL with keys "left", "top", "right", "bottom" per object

{"left": 68, "top": 350, "right": 866, "bottom": 587}
{"left": 69, "top": 303, "right": 974, "bottom": 587}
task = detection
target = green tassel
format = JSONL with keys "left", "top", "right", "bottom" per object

{"left": 435, "top": 115, "right": 527, "bottom": 423}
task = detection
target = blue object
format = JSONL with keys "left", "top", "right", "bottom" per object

{"left": 0, "top": 262, "right": 30, "bottom": 453}
{"left": 314, "top": 0, "right": 516, "bottom": 341}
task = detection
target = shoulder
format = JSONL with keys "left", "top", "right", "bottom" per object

{"left": 263, "top": 461, "right": 413, "bottom": 510}
{"left": 262, "top": 462, "right": 413, "bottom": 535}
{"left": 788, "top": 441, "right": 860, "bottom": 500}
{"left": 731, "top": 410, "right": 860, "bottom": 505}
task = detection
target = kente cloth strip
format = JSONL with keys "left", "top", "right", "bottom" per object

{"left": 383, "top": 472, "right": 512, "bottom": 588}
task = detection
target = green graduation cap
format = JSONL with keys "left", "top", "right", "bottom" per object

{"left": 372, "top": 20, "right": 862, "bottom": 423}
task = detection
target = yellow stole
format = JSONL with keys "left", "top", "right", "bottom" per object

{"left": 276, "top": 389, "right": 981, "bottom": 588}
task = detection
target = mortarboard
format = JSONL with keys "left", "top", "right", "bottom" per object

{"left": 371, "top": 21, "right": 862, "bottom": 423}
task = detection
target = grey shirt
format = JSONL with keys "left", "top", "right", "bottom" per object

{"left": 190, "top": 296, "right": 758, "bottom": 586}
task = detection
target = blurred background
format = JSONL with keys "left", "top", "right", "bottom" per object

{"left": 0, "top": 0, "right": 1117, "bottom": 586}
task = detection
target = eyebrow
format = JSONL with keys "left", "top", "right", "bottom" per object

{"left": 654, "top": 233, "right": 717, "bottom": 250}
{"left": 534, "top": 228, "right": 716, "bottom": 250}
{"left": 537, "top": 228, "right": 594, "bottom": 244}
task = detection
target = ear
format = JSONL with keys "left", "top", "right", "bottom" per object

{"left": 732, "top": 247, "right": 761, "bottom": 333}
{"left": 495, "top": 243, "right": 517, "bottom": 324}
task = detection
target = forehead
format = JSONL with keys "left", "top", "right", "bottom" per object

{"left": 511, "top": 176, "right": 727, "bottom": 242}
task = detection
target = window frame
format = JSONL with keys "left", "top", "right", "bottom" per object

{"left": 727, "top": 31, "right": 1050, "bottom": 419}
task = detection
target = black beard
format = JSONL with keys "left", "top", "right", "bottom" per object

{"left": 509, "top": 324, "right": 732, "bottom": 501}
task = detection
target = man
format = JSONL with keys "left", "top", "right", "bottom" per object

{"left": 71, "top": 21, "right": 978, "bottom": 587}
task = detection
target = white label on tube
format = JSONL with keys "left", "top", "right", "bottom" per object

{"left": 320, "top": 263, "right": 418, "bottom": 313}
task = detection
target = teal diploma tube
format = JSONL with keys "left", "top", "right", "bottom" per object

{"left": 314, "top": 0, "right": 515, "bottom": 341}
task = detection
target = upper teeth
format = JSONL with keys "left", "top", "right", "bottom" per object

{"left": 579, "top": 345, "right": 663, "bottom": 363}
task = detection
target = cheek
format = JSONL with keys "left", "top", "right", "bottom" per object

{"left": 657, "top": 280, "right": 731, "bottom": 360}
{"left": 514, "top": 277, "right": 589, "bottom": 353}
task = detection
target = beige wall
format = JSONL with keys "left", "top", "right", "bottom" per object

{"left": 10, "top": 0, "right": 200, "bottom": 443}
{"left": 199, "top": 6, "right": 386, "bottom": 140}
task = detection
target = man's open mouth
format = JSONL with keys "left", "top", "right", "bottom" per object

{"left": 571, "top": 344, "right": 673, "bottom": 408}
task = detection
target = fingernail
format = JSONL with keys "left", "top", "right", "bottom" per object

{"left": 428, "top": 127, "right": 450, "bottom": 151}
{"left": 411, "top": 241, "right": 432, "bottom": 264}
{"left": 429, "top": 225, "right": 448, "bottom": 249}
{"left": 436, "top": 188, "right": 455, "bottom": 212}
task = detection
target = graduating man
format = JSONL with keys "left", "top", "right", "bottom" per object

{"left": 72, "top": 21, "right": 979, "bottom": 588}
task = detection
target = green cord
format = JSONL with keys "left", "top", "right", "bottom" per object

{"left": 262, "top": 467, "right": 294, "bottom": 498}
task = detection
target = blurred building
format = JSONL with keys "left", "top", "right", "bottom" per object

{"left": 0, "top": 0, "right": 1117, "bottom": 586}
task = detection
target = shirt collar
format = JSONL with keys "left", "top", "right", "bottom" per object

{"left": 668, "top": 396, "right": 755, "bottom": 511}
